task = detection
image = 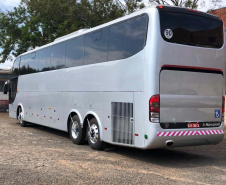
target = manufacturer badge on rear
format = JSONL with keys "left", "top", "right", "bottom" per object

{"left": 215, "top": 110, "right": 220, "bottom": 118}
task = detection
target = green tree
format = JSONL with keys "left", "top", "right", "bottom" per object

{"left": 124, "top": 0, "right": 145, "bottom": 14}
{"left": 0, "top": 0, "right": 128, "bottom": 63}
{"left": 0, "top": 4, "right": 31, "bottom": 63}
{"left": 75, "top": 0, "right": 125, "bottom": 28}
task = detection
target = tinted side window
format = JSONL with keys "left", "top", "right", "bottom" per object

{"left": 12, "top": 58, "right": 20, "bottom": 76}
{"left": 29, "top": 52, "right": 38, "bottom": 73}
{"left": 108, "top": 14, "right": 148, "bottom": 61}
{"left": 51, "top": 42, "right": 66, "bottom": 69}
{"left": 20, "top": 54, "right": 30, "bottom": 75}
{"left": 84, "top": 28, "right": 109, "bottom": 65}
{"left": 0, "top": 81, "right": 3, "bottom": 92}
{"left": 65, "top": 36, "right": 84, "bottom": 68}
{"left": 20, "top": 53, "right": 38, "bottom": 75}
{"left": 37, "top": 47, "right": 51, "bottom": 72}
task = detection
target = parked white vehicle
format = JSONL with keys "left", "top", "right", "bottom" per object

{"left": 4, "top": 5, "right": 225, "bottom": 150}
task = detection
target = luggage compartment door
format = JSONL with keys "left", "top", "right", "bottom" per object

{"left": 160, "top": 69, "right": 223, "bottom": 123}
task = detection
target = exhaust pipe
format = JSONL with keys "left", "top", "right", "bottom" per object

{"left": 165, "top": 140, "right": 174, "bottom": 147}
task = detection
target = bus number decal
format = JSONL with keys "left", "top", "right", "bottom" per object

{"left": 164, "top": 29, "right": 173, "bottom": 39}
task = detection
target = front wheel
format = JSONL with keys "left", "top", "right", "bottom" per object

{"left": 18, "top": 107, "right": 26, "bottom": 127}
{"left": 87, "top": 118, "right": 105, "bottom": 150}
{"left": 69, "top": 115, "right": 85, "bottom": 145}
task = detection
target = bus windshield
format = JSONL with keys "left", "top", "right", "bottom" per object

{"left": 159, "top": 12, "right": 224, "bottom": 48}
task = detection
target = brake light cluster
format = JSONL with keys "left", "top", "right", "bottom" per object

{"left": 188, "top": 9, "right": 199, "bottom": 13}
{"left": 158, "top": 5, "right": 200, "bottom": 13}
{"left": 149, "top": 94, "right": 160, "bottom": 122}
{"left": 222, "top": 96, "right": 225, "bottom": 121}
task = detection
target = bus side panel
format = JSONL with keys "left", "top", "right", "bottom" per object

{"left": 103, "top": 92, "right": 134, "bottom": 145}
{"left": 14, "top": 47, "right": 145, "bottom": 135}
{"left": 134, "top": 92, "right": 144, "bottom": 148}
{"left": 17, "top": 51, "right": 144, "bottom": 93}
{"left": 19, "top": 91, "right": 104, "bottom": 132}
{"left": 9, "top": 103, "right": 17, "bottom": 119}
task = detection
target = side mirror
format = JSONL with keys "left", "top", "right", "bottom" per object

{"left": 3, "top": 81, "right": 8, "bottom": 94}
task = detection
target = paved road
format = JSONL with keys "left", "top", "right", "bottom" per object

{"left": 0, "top": 112, "right": 226, "bottom": 185}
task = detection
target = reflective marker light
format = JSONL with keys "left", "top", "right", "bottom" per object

{"left": 222, "top": 96, "right": 225, "bottom": 113}
{"left": 222, "top": 96, "right": 225, "bottom": 121}
{"left": 149, "top": 94, "right": 160, "bottom": 122}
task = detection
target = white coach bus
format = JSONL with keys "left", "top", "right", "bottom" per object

{"left": 3, "top": 5, "right": 225, "bottom": 150}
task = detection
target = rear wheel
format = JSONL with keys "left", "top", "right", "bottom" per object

{"left": 18, "top": 107, "right": 26, "bottom": 127}
{"left": 87, "top": 118, "right": 105, "bottom": 150}
{"left": 69, "top": 115, "right": 85, "bottom": 145}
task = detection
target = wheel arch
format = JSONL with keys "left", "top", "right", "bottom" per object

{"left": 67, "top": 109, "right": 83, "bottom": 133}
{"left": 16, "top": 103, "right": 24, "bottom": 119}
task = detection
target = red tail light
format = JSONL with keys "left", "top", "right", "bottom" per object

{"left": 150, "top": 107, "right": 160, "bottom": 112}
{"left": 158, "top": 5, "right": 163, "bottom": 9}
{"left": 149, "top": 94, "right": 160, "bottom": 122}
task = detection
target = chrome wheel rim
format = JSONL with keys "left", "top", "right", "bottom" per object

{"left": 18, "top": 109, "right": 24, "bottom": 124}
{"left": 71, "top": 121, "right": 79, "bottom": 139}
{"left": 88, "top": 124, "right": 99, "bottom": 144}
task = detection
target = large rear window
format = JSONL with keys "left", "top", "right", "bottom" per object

{"left": 159, "top": 12, "right": 224, "bottom": 48}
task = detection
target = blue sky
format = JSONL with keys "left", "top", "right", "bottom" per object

{"left": 0, "top": 0, "right": 21, "bottom": 12}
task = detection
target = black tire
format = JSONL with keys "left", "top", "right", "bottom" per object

{"left": 69, "top": 115, "right": 85, "bottom": 145}
{"left": 19, "top": 121, "right": 26, "bottom": 127}
{"left": 18, "top": 107, "right": 26, "bottom": 127}
{"left": 87, "top": 118, "right": 105, "bottom": 150}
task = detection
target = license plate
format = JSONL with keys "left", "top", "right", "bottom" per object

{"left": 187, "top": 122, "right": 200, "bottom": 128}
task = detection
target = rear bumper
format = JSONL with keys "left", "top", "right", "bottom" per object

{"left": 143, "top": 122, "right": 224, "bottom": 149}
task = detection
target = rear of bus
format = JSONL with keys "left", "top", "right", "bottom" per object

{"left": 146, "top": 6, "right": 225, "bottom": 148}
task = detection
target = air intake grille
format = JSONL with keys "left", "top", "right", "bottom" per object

{"left": 111, "top": 102, "right": 133, "bottom": 145}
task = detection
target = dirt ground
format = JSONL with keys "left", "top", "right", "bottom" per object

{"left": 1, "top": 112, "right": 226, "bottom": 185}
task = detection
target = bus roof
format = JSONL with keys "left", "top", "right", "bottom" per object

{"left": 18, "top": 4, "right": 157, "bottom": 57}
{"left": 18, "top": 4, "right": 222, "bottom": 58}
